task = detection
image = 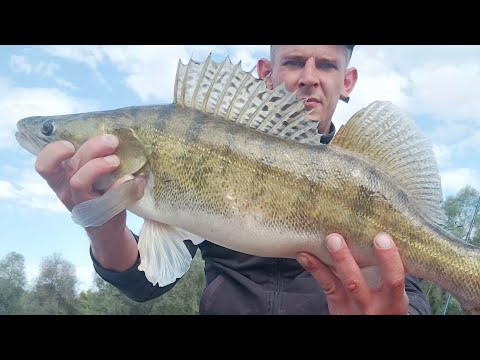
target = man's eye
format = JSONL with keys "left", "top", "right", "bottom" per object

{"left": 284, "top": 60, "right": 304, "bottom": 67}
{"left": 318, "top": 62, "right": 336, "bottom": 70}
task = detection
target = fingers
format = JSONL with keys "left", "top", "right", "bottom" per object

{"left": 66, "top": 135, "right": 119, "bottom": 204}
{"left": 298, "top": 233, "right": 409, "bottom": 315}
{"left": 70, "top": 155, "right": 120, "bottom": 202}
{"left": 35, "top": 141, "right": 76, "bottom": 191}
{"left": 65, "top": 135, "right": 118, "bottom": 178}
{"left": 296, "top": 252, "right": 345, "bottom": 300}
{"left": 324, "top": 233, "right": 372, "bottom": 310}
{"left": 373, "top": 233, "right": 408, "bottom": 312}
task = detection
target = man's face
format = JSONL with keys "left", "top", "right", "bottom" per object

{"left": 263, "top": 45, "right": 356, "bottom": 133}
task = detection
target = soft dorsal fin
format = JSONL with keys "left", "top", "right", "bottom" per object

{"left": 173, "top": 54, "right": 324, "bottom": 146}
{"left": 332, "top": 101, "right": 447, "bottom": 226}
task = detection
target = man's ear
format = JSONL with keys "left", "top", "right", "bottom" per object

{"left": 341, "top": 67, "right": 358, "bottom": 99}
{"left": 256, "top": 58, "right": 273, "bottom": 90}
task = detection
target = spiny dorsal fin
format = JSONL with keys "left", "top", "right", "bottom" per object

{"left": 332, "top": 101, "right": 447, "bottom": 226}
{"left": 173, "top": 55, "right": 324, "bottom": 146}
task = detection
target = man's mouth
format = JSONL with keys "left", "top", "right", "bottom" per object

{"left": 305, "top": 98, "right": 320, "bottom": 110}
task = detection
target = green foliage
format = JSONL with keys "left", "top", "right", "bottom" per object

{"left": 420, "top": 185, "right": 480, "bottom": 315}
{"left": 79, "top": 274, "right": 153, "bottom": 315}
{"left": 421, "top": 280, "right": 464, "bottom": 315}
{"left": 79, "top": 252, "right": 205, "bottom": 315}
{"left": 0, "top": 252, "right": 26, "bottom": 314}
{"left": 0, "top": 252, "right": 26, "bottom": 289}
{"left": 23, "top": 253, "right": 81, "bottom": 315}
{"left": 442, "top": 185, "right": 480, "bottom": 244}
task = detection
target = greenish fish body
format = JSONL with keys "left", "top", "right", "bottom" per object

{"left": 16, "top": 56, "right": 480, "bottom": 314}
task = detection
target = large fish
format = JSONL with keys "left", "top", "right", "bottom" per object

{"left": 15, "top": 55, "right": 480, "bottom": 314}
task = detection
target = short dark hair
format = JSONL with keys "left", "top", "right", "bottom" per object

{"left": 345, "top": 45, "right": 355, "bottom": 64}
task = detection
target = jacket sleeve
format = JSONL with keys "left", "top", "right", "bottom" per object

{"left": 90, "top": 233, "right": 199, "bottom": 303}
{"left": 405, "top": 275, "right": 431, "bottom": 315}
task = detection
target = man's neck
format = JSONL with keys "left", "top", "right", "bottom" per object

{"left": 317, "top": 121, "right": 332, "bottom": 136}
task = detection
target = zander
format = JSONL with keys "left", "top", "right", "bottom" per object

{"left": 15, "top": 55, "right": 480, "bottom": 314}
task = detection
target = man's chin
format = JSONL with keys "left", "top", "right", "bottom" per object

{"left": 306, "top": 112, "right": 322, "bottom": 123}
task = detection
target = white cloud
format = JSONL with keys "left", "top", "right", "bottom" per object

{"left": 0, "top": 167, "right": 67, "bottom": 213}
{"left": 432, "top": 144, "right": 453, "bottom": 167}
{"left": 9, "top": 54, "right": 59, "bottom": 77}
{"left": 9, "top": 55, "right": 32, "bottom": 74}
{"left": 440, "top": 168, "right": 480, "bottom": 197}
{"left": 39, "top": 45, "right": 269, "bottom": 104}
{"left": 54, "top": 77, "right": 78, "bottom": 90}
{"left": 40, "top": 45, "right": 107, "bottom": 69}
{"left": 9, "top": 54, "right": 79, "bottom": 91}
{"left": 408, "top": 62, "right": 480, "bottom": 121}
{"left": 333, "top": 47, "right": 411, "bottom": 127}
{"left": 106, "top": 45, "right": 191, "bottom": 103}
{"left": 0, "top": 180, "right": 21, "bottom": 199}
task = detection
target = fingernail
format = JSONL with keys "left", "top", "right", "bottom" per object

{"left": 375, "top": 234, "right": 392, "bottom": 249}
{"left": 122, "top": 174, "right": 134, "bottom": 182}
{"left": 104, "top": 155, "right": 119, "bottom": 165}
{"left": 62, "top": 141, "right": 75, "bottom": 152}
{"left": 103, "top": 135, "right": 118, "bottom": 147}
{"left": 326, "top": 235, "right": 343, "bottom": 252}
{"left": 297, "top": 255, "right": 310, "bottom": 269}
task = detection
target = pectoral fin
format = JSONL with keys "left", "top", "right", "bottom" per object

{"left": 137, "top": 220, "right": 203, "bottom": 287}
{"left": 71, "top": 177, "right": 142, "bottom": 228}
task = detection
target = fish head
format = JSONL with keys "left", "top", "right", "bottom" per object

{"left": 16, "top": 109, "right": 149, "bottom": 192}
{"left": 15, "top": 111, "right": 110, "bottom": 156}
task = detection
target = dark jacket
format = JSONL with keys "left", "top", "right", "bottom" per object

{"left": 92, "top": 238, "right": 431, "bottom": 315}
{"left": 91, "top": 123, "right": 432, "bottom": 315}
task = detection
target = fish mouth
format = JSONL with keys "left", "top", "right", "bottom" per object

{"left": 15, "top": 119, "right": 49, "bottom": 156}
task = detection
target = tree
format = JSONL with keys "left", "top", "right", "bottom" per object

{"left": 79, "top": 252, "right": 206, "bottom": 315}
{"left": 442, "top": 185, "right": 480, "bottom": 244}
{"left": 79, "top": 274, "right": 153, "bottom": 315}
{"left": 422, "top": 185, "right": 480, "bottom": 315}
{"left": 0, "top": 252, "right": 26, "bottom": 314}
{"left": 23, "top": 253, "right": 80, "bottom": 315}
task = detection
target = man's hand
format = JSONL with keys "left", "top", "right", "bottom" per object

{"left": 35, "top": 135, "right": 143, "bottom": 271}
{"left": 296, "top": 233, "right": 409, "bottom": 315}
{"left": 35, "top": 135, "right": 121, "bottom": 210}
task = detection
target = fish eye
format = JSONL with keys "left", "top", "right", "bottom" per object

{"left": 41, "top": 120, "right": 55, "bottom": 136}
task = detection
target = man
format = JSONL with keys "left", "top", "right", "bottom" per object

{"left": 34, "top": 45, "right": 431, "bottom": 315}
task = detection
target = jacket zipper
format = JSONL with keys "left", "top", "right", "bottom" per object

{"left": 271, "top": 258, "right": 282, "bottom": 314}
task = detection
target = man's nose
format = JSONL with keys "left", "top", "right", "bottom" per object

{"left": 299, "top": 58, "right": 319, "bottom": 87}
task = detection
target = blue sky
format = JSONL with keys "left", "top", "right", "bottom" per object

{"left": 1, "top": 45, "right": 479, "bottom": 292}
